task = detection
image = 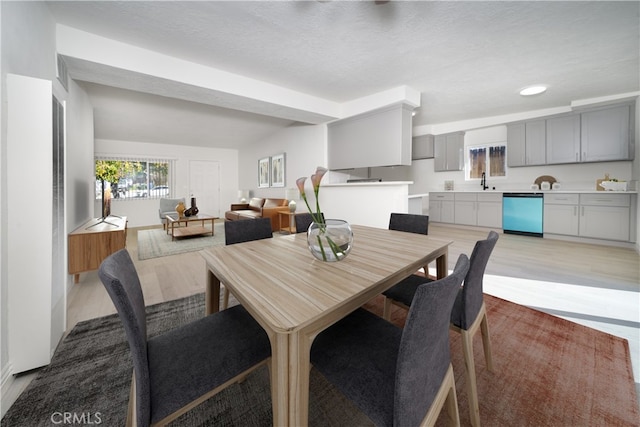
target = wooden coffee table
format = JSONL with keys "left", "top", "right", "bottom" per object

{"left": 165, "top": 214, "right": 218, "bottom": 241}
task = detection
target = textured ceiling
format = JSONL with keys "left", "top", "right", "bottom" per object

{"left": 47, "top": 1, "right": 640, "bottom": 148}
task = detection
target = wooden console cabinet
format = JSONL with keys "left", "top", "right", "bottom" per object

{"left": 68, "top": 217, "right": 127, "bottom": 283}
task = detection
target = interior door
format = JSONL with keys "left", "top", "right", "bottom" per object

{"left": 189, "top": 160, "right": 220, "bottom": 218}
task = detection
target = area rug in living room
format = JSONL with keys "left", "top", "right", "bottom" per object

{"left": 2, "top": 294, "right": 638, "bottom": 426}
{"left": 137, "top": 223, "right": 225, "bottom": 260}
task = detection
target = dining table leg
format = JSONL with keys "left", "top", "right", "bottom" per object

{"left": 436, "top": 249, "right": 449, "bottom": 279}
{"left": 205, "top": 268, "right": 220, "bottom": 315}
{"left": 268, "top": 329, "right": 313, "bottom": 426}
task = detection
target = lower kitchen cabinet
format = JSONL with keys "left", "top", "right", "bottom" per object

{"left": 477, "top": 193, "right": 503, "bottom": 228}
{"left": 544, "top": 193, "right": 631, "bottom": 241}
{"left": 429, "top": 192, "right": 454, "bottom": 223}
{"left": 454, "top": 193, "right": 477, "bottom": 225}
{"left": 579, "top": 194, "right": 630, "bottom": 241}
{"left": 434, "top": 192, "right": 502, "bottom": 228}
{"left": 544, "top": 194, "right": 579, "bottom": 235}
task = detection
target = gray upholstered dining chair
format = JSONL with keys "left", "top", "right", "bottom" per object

{"left": 98, "top": 249, "right": 271, "bottom": 427}
{"left": 382, "top": 230, "right": 499, "bottom": 427}
{"left": 224, "top": 217, "right": 273, "bottom": 245}
{"left": 222, "top": 217, "right": 273, "bottom": 308}
{"left": 383, "top": 212, "right": 432, "bottom": 320}
{"left": 388, "top": 212, "right": 429, "bottom": 235}
{"left": 294, "top": 212, "right": 324, "bottom": 233}
{"left": 310, "top": 254, "right": 470, "bottom": 427}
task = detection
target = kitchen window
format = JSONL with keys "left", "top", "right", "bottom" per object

{"left": 466, "top": 144, "right": 506, "bottom": 180}
{"left": 95, "top": 156, "right": 174, "bottom": 200}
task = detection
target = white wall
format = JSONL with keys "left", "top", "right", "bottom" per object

{"left": 238, "top": 123, "right": 326, "bottom": 204}
{"left": 95, "top": 139, "right": 239, "bottom": 228}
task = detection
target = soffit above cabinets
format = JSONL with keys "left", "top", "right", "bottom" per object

{"left": 328, "top": 103, "right": 414, "bottom": 169}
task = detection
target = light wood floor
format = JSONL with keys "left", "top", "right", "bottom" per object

{"left": 68, "top": 222, "right": 639, "bottom": 352}
{"left": 67, "top": 222, "right": 640, "bottom": 330}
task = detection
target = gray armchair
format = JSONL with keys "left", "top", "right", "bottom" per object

{"left": 158, "top": 197, "right": 184, "bottom": 229}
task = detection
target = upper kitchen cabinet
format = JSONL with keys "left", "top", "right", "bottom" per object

{"left": 581, "top": 104, "right": 634, "bottom": 162}
{"left": 546, "top": 103, "right": 634, "bottom": 165}
{"left": 434, "top": 131, "right": 465, "bottom": 171}
{"left": 412, "top": 134, "right": 434, "bottom": 160}
{"left": 546, "top": 113, "right": 581, "bottom": 164}
{"left": 507, "top": 119, "right": 546, "bottom": 167}
{"left": 328, "top": 103, "right": 414, "bottom": 169}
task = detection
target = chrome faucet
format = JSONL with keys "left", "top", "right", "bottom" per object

{"left": 481, "top": 172, "right": 489, "bottom": 190}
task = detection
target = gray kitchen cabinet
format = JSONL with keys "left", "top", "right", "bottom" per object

{"left": 429, "top": 192, "right": 454, "bottom": 223}
{"left": 454, "top": 193, "right": 477, "bottom": 225}
{"left": 412, "top": 134, "right": 434, "bottom": 160}
{"left": 453, "top": 192, "right": 502, "bottom": 227}
{"left": 507, "top": 120, "right": 546, "bottom": 167}
{"left": 581, "top": 104, "right": 633, "bottom": 162}
{"left": 579, "top": 194, "right": 630, "bottom": 241}
{"left": 545, "top": 103, "right": 633, "bottom": 165}
{"left": 544, "top": 193, "right": 580, "bottom": 235}
{"left": 434, "top": 132, "right": 464, "bottom": 171}
{"left": 476, "top": 192, "right": 503, "bottom": 228}
{"left": 545, "top": 193, "right": 631, "bottom": 241}
{"left": 546, "top": 114, "right": 581, "bottom": 164}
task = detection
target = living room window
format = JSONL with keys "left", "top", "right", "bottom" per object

{"left": 466, "top": 144, "right": 506, "bottom": 180}
{"left": 95, "top": 157, "right": 174, "bottom": 201}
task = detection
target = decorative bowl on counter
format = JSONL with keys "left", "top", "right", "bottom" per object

{"left": 599, "top": 181, "right": 628, "bottom": 191}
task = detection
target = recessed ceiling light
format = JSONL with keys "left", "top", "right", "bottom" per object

{"left": 520, "top": 85, "right": 547, "bottom": 96}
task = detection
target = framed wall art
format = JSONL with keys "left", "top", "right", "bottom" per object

{"left": 258, "top": 157, "right": 270, "bottom": 188}
{"left": 270, "top": 153, "right": 286, "bottom": 187}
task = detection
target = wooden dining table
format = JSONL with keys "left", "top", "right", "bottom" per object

{"left": 200, "top": 224, "right": 452, "bottom": 426}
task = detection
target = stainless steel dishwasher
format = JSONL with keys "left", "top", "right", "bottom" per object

{"left": 502, "top": 193, "right": 543, "bottom": 237}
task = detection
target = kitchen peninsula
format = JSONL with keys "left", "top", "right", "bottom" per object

{"left": 320, "top": 181, "right": 411, "bottom": 229}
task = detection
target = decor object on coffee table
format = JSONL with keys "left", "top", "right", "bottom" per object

{"left": 184, "top": 196, "right": 199, "bottom": 217}
{"left": 175, "top": 200, "right": 186, "bottom": 218}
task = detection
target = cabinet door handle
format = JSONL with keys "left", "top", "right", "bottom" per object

{"left": 575, "top": 152, "right": 579, "bottom": 161}
{"left": 574, "top": 206, "right": 577, "bottom": 216}
{"left": 581, "top": 206, "right": 585, "bottom": 216}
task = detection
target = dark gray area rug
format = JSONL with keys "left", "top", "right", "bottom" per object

{"left": 1, "top": 293, "right": 371, "bottom": 427}
{"left": 4, "top": 293, "right": 638, "bottom": 426}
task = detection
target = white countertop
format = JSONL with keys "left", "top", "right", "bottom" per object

{"left": 325, "top": 181, "right": 413, "bottom": 187}
{"left": 426, "top": 189, "right": 638, "bottom": 194}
